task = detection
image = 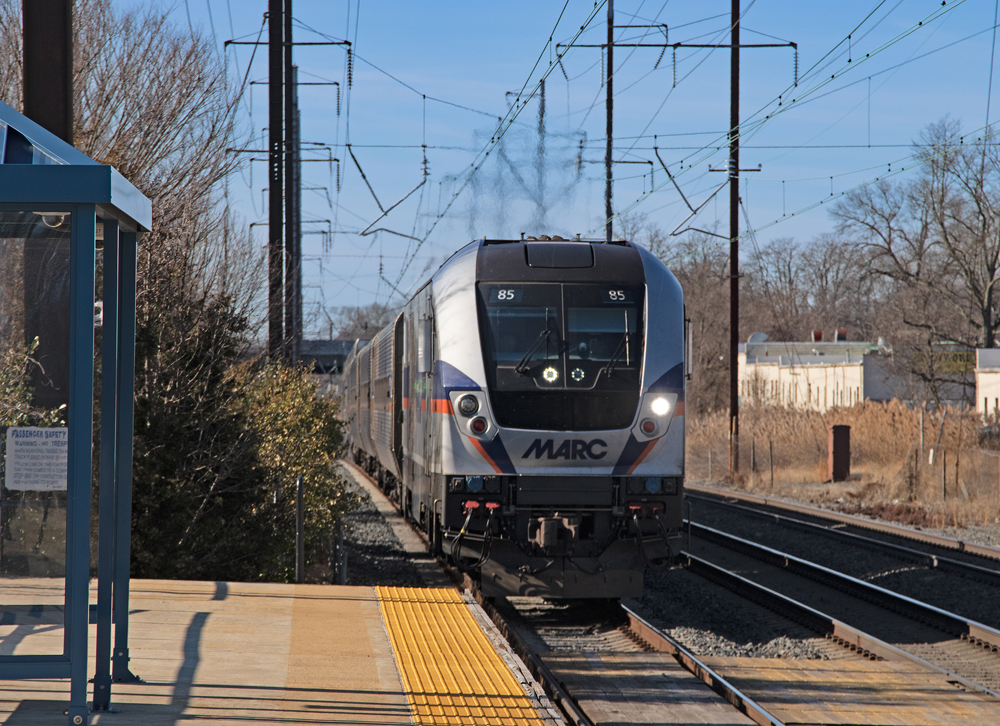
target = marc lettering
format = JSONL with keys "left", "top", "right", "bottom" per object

{"left": 522, "top": 438, "right": 608, "bottom": 460}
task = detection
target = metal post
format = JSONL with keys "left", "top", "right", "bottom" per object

{"left": 295, "top": 475, "right": 304, "bottom": 583}
{"left": 769, "top": 439, "right": 774, "bottom": 489}
{"left": 337, "top": 521, "right": 346, "bottom": 585}
{"left": 66, "top": 207, "right": 96, "bottom": 726}
{"left": 292, "top": 66, "right": 303, "bottom": 362}
{"left": 268, "top": 0, "right": 284, "bottom": 358}
{"left": 604, "top": 0, "right": 613, "bottom": 244}
{"left": 112, "top": 230, "right": 141, "bottom": 685}
{"left": 919, "top": 408, "right": 924, "bottom": 461}
{"left": 942, "top": 449, "right": 947, "bottom": 500}
{"left": 729, "top": 0, "right": 741, "bottom": 474}
{"left": 93, "top": 219, "right": 120, "bottom": 712}
{"left": 283, "top": 0, "right": 295, "bottom": 363}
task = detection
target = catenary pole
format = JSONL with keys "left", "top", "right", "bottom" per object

{"left": 284, "top": 0, "right": 295, "bottom": 363}
{"left": 729, "top": 0, "right": 741, "bottom": 474}
{"left": 605, "top": 0, "right": 614, "bottom": 244}
{"left": 268, "top": 0, "right": 284, "bottom": 358}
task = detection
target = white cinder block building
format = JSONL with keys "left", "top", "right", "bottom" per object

{"left": 738, "top": 334, "right": 894, "bottom": 412}
{"left": 975, "top": 349, "right": 1000, "bottom": 420}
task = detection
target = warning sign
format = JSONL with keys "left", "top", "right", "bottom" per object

{"left": 4, "top": 427, "right": 69, "bottom": 491}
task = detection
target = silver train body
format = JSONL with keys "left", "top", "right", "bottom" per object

{"left": 341, "top": 237, "right": 685, "bottom": 598}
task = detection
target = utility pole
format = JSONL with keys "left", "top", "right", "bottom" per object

{"left": 268, "top": 0, "right": 284, "bottom": 359}
{"left": 284, "top": 0, "right": 295, "bottom": 364}
{"left": 21, "top": 0, "right": 73, "bottom": 411}
{"left": 290, "top": 66, "right": 303, "bottom": 362}
{"left": 605, "top": 0, "right": 614, "bottom": 244}
{"left": 729, "top": 0, "right": 740, "bottom": 474}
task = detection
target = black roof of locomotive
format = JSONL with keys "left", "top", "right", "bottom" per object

{"left": 475, "top": 237, "right": 645, "bottom": 284}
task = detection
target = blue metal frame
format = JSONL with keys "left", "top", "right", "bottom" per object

{"left": 92, "top": 218, "right": 119, "bottom": 711}
{"left": 66, "top": 205, "right": 96, "bottom": 725}
{"left": 0, "top": 100, "right": 150, "bottom": 725}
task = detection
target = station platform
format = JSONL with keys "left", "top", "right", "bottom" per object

{"left": 0, "top": 581, "right": 562, "bottom": 725}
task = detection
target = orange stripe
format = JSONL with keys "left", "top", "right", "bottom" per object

{"left": 432, "top": 398, "right": 454, "bottom": 414}
{"left": 627, "top": 440, "right": 658, "bottom": 475}
{"left": 674, "top": 401, "right": 685, "bottom": 417}
{"left": 469, "top": 437, "right": 503, "bottom": 474}
{"left": 402, "top": 397, "right": 409, "bottom": 410}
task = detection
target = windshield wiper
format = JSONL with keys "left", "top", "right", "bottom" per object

{"left": 604, "top": 331, "right": 630, "bottom": 376}
{"left": 515, "top": 329, "right": 552, "bottom": 375}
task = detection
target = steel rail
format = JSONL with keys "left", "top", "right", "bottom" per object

{"left": 687, "top": 484, "right": 1000, "bottom": 560}
{"left": 687, "top": 492, "right": 1000, "bottom": 583}
{"left": 621, "top": 604, "right": 786, "bottom": 726}
{"left": 688, "top": 521, "right": 1000, "bottom": 650}
{"left": 681, "top": 551, "right": 1000, "bottom": 700}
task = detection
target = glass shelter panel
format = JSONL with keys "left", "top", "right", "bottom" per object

{"left": 0, "top": 211, "right": 71, "bottom": 656}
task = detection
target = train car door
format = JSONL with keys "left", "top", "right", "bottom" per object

{"left": 392, "top": 314, "right": 404, "bottom": 475}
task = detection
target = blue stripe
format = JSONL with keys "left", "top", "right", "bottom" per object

{"left": 612, "top": 434, "right": 649, "bottom": 476}
{"left": 480, "top": 434, "right": 516, "bottom": 474}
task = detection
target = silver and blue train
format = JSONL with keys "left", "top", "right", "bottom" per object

{"left": 341, "top": 235, "right": 686, "bottom": 598}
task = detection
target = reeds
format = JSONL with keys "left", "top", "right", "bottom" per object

{"left": 687, "top": 401, "right": 1000, "bottom": 528}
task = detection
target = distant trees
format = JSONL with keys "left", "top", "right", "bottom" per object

{"left": 833, "top": 118, "right": 1000, "bottom": 350}
{"left": 0, "top": 0, "right": 350, "bottom": 581}
{"left": 636, "top": 225, "right": 883, "bottom": 416}
{"left": 331, "top": 302, "right": 400, "bottom": 340}
{"left": 636, "top": 118, "right": 1000, "bottom": 414}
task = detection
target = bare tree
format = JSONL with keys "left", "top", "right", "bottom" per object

{"left": 331, "top": 302, "right": 400, "bottom": 340}
{"left": 833, "top": 118, "right": 1000, "bottom": 349}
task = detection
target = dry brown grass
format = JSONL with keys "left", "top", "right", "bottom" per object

{"left": 687, "top": 402, "right": 1000, "bottom": 528}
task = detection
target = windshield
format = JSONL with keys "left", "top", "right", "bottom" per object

{"left": 477, "top": 283, "right": 644, "bottom": 430}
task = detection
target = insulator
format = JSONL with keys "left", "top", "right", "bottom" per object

{"left": 793, "top": 48, "right": 799, "bottom": 87}
{"left": 347, "top": 49, "right": 353, "bottom": 88}
{"left": 336, "top": 160, "right": 341, "bottom": 192}
{"left": 654, "top": 45, "right": 666, "bottom": 71}
{"left": 672, "top": 47, "right": 677, "bottom": 88}
{"left": 558, "top": 57, "right": 568, "bottom": 81}
{"left": 336, "top": 87, "right": 341, "bottom": 116}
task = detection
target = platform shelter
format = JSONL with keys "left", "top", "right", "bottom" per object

{"left": 0, "top": 99, "right": 151, "bottom": 724}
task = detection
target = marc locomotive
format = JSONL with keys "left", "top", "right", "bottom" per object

{"left": 341, "top": 235, "right": 686, "bottom": 598}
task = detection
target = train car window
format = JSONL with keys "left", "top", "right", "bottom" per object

{"left": 477, "top": 282, "right": 643, "bottom": 430}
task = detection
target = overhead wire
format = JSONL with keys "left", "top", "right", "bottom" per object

{"left": 597, "top": 0, "right": 969, "bottom": 235}
{"left": 390, "top": 0, "right": 609, "bottom": 287}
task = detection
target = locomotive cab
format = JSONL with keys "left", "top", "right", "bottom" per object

{"left": 440, "top": 237, "right": 685, "bottom": 598}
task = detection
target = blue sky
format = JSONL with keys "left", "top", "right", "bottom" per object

{"left": 126, "top": 1, "right": 1000, "bottom": 335}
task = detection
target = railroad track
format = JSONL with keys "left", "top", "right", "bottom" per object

{"left": 687, "top": 484, "right": 1000, "bottom": 562}
{"left": 685, "top": 520, "right": 1000, "bottom": 694}
{"left": 343, "top": 462, "right": 1000, "bottom": 723}
{"left": 685, "top": 488, "right": 1000, "bottom": 632}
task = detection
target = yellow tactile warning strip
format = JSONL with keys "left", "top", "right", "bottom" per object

{"left": 701, "top": 656, "right": 1000, "bottom": 725}
{"left": 376, "top": 586, "right": 548, "bottom": 726}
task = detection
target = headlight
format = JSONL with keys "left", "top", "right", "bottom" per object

{"left": 457, "top": 394, "right": 479, "bottom": 416}
{"left": 650, "top": 397, "right": 671, "bottom": 416}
